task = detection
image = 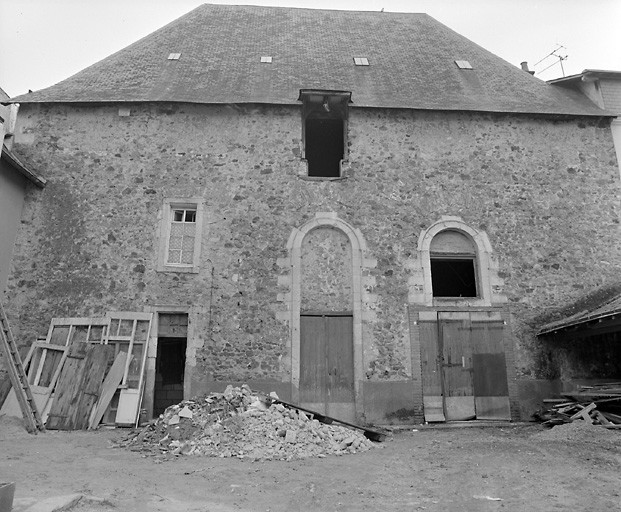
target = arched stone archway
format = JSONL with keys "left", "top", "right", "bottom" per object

{"left": 406, "top": 216, "right": 518, "bottom": 423}
{"left": 409, "top": 216, "right": 506, "bottom": 307}
{"left": 277, "top": 212, "right": 374, "bottom": 421}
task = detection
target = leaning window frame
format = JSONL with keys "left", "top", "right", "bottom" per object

{"left": 157, "top": 198, "right": 204, "bottom": 273}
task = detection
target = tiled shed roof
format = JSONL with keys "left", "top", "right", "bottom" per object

{"left": 538, "top": 294, "right": 621, "bottom": 335}
{"left": 11, "top": 4, "right": 611, "bottom": 116}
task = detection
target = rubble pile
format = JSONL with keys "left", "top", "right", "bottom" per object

{"left": 120, "top": 385, "right": 378, "bottom": 461}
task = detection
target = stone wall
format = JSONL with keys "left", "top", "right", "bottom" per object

{"left": 3, "top": 102, "right": 620, "bottom": 419}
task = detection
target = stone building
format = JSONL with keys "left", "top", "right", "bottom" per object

{"left": 1, "top": 5, "right": 620, "bottom": 425}
{"left": 0, "top": 87, "right": 46, "bottom": 294}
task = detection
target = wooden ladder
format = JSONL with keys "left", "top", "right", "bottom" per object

{"left": 0, "top": 302, "right": 45, "bottom": 433}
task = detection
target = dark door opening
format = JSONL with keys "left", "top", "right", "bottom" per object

{"left": 154, "top": 337, "right": 186, "bottom": 416}
{"left": 153, "top": 313, "right": 188, "bottom": 417}
{"left": 305, "top": 117, "right": 344, "bottom": 177}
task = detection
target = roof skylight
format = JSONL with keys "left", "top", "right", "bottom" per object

{"left": 168, "top": 53, "right": 181, "bottom": 60}
{"left": 455, "top": 60, "right": 473, "bottom": 69}
{"left": 260, "top": 56, "right": 273, "bottom": 63}
{"left": 353, "top": 57, "right": 370, "bottom": 66}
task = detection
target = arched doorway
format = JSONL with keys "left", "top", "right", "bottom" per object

{"left": 285, "top": 213, "right": 369, "bottom": 423}
{"left": 299, "top": 226, "right": 354, "bottom": 421}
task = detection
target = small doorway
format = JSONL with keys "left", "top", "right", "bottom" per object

{"left": 154, "top": 313, "right": 187, "bottom": 416}
{"left": 300, "top": 313, "right": 354, "bottom": 422}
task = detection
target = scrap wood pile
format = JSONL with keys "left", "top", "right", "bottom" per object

{"left": 118, "top": 385, "right": 381, "bottom": 461}
{"left": 534, "top": 383, "right": 621, "bottom": 429}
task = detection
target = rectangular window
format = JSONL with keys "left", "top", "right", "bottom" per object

{"left": 158, "top": 199, "right": 204, "bottom": 273}
{"left": 168, "top": 208, "right": 196, "bottom": 265}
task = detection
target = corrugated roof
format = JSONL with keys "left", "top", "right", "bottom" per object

{"left": 538, "top": 294, "right": 621, "bottom": 335}
{"left": 11, "top": 4, "right": 610, "bottom": 116}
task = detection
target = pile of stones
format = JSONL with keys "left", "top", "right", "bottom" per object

{"left": 120, "top": 385, "right": 378, "bottom": 461}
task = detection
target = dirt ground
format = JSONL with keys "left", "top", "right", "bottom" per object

{"left": 1, "top": 416, "right": 620, "bottom": 512}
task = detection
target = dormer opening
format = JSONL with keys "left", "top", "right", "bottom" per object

{"left": 299, "top": 90, "right": 351, "bottom": 178}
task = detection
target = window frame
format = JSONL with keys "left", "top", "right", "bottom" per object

{"left": 157, "top": 198, "right": 204, "bottom": 273}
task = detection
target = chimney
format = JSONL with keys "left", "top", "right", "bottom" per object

{"left": 520, "top": 61, "right": 535, "bottom": 75}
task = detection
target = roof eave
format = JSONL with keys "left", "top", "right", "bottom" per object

{"left": 537, "top": 309, "right": 621, "bottom": 336}
{"left": 1, "top": 145, "right": 47, "bottom": 188}
{"left": 10, "top": 97, "right": 614, "bottom": 118}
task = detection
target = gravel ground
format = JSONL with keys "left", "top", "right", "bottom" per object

{"left": 2, "top": 415, "right": 620, "bottom": 512}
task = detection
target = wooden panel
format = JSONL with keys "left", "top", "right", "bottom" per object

{"left": 472, "top": 353, "right": 509, "bottom": 396}
{"left": 326, "top": 315, "right": 354, "bottom": 403}
{"left": 475, "top": 397, "right": 511, "bottom": 420}
{"left": 46, "top": 344, "right": 114, "bottom": 430}
{"left": 45, "top": 344, "right": 87, "bottom": 429}
{"left": 470, "top": 319, "right": 504, "bottom": 354}
{"left": 300, "top": 315, "right": 354, "bottom": 421}
{"left": 439, "top": 316, "right": 473, "bottom": 398}
{"left": 72, "top": 345, "right": 114, "bottom": 429}
{"left": 444, "top": 396, "right": 476, "bottom": 420}
{"left": 423, "top": 395, "right": 445, "bottom": 422}
{"left": 300, "top": 315, "right": 326, "bottom": 405}
{"left": 158, "top": 313, "right": 188, "bottom": 338}
{"left": 89, "top": 351, "right": 129, "bottom": 429}
{"left": 419, "top": 320, "right": 442, "bottom": 396}
{"left": 470, "top": 319, "right": 510, "bottom": 419}
{"left": 439, "top": 312, "right": 475, "bottom": 421}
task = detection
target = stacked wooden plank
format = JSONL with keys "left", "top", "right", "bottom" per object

{"left": 535, "top": 383, "right": 621, "bottom": 429}
{"left": 2, "top": 313, "right": 152, "bottom": 429}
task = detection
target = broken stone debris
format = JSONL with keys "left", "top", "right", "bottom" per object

{"left": 119, "top": 385, "right": 378, "bottom": 460}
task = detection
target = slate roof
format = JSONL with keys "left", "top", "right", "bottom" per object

{"left": 11, "top": 4, "right": 610, "bottom": 116}
{"left": 538, "top": 294, "right": 621, "bottom": 335}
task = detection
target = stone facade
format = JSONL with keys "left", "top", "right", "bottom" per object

{"left": 2, "top": 101, "right": 620, "bottom": 422}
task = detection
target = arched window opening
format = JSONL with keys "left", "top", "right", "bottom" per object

{"left": 430, "top": 230, "right": 477, "bottom": 298}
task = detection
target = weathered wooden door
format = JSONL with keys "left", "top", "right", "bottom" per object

{"left": 469, "top": 312, "right": 510, "bottom": 420}
{"left": 439, "top": 312, "right": 476, "bottom": 420}
{"left": 300, "top": 314, "right": 354, "bottom": 422}
{"left": 420, "top": 310, "right": 510, "bottom": 422}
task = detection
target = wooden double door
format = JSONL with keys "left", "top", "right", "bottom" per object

{"left": 420, "top": 311, "right": 511, "bottom": 422}
{"left": 299, "top": 314, "right": 355, "bottom": 422}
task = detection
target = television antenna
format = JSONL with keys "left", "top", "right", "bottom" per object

{"left": 534, "top": 45, "right": 568, "bottom": 77}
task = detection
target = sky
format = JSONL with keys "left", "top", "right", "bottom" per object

{"left": 0, "top": 0, "right": 620, "bottom": 98}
